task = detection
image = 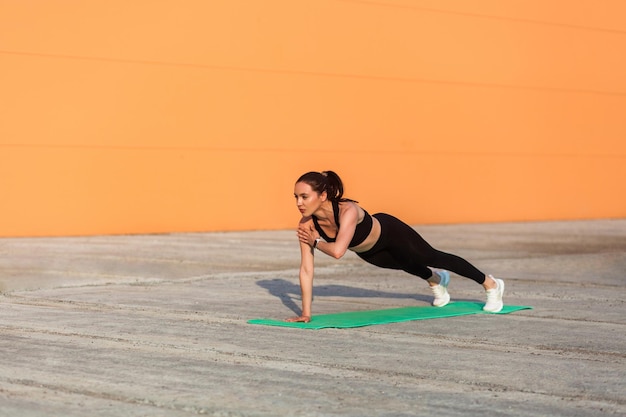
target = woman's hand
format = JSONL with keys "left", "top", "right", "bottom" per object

{"left": 297, "top": 222, "right": 318, "bottom": 247}
{"left": 286, "top": 315, "right": 311, "bottom": 323}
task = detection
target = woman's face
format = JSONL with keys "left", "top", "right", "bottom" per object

{"left": 294, "top": 181, "right": 326, "bottom": 217}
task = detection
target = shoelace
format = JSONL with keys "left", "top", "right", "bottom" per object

{"left": 431, "top": 285, "right": 447, "bottom": 299}
{"left": 485, "top": 287, "right": 500, "bottom": 303}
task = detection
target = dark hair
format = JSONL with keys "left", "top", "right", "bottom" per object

{"left": 296, "top": 171, "right": 356, "bottom": 202}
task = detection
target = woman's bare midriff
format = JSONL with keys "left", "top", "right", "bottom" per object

{"left": 350, "top": 215, "right": 381, "bottom": 253}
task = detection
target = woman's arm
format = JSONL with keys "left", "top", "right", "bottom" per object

{"left": 296, "top": 202, "right": 359, "bottom": 260}
{"left": 287, "top": 220, "right": 317, "bottom": 322}
{"left": 287, "top": 204, "right": 359, "bottom": 321}
{"left": 315, "top": 202, "right": 358, "bottom": 259}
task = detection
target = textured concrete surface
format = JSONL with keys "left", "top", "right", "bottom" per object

{"left": 0, "top": 220, "right": 625, "bottom": 416}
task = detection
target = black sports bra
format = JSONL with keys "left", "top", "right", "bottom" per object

{"left": 312, "top": 200, "right": 373, "bottom": 248}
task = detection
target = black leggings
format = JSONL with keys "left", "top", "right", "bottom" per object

{"left": 356, "top": 213, "right": 486, "bottom": 284}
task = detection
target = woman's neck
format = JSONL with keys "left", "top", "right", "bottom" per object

{"left": 314, "top": 200, "right": 335, "bottom": 221}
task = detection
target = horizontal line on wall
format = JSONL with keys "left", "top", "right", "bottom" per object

{"left": 335, "top": 0, "right": 626, "bottom": 35}
{"left": 1, "top": 143, "right": 623, "bottom": 159}
{"left": 1, "top": 50, "right": 625, "bottom": 98}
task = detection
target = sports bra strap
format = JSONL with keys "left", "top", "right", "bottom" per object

{"left": 332, "top": 200, "right": 341, "bottom": 226}
{"left": 312, "top": 200, "right": 341, "bottom": 242}
{"left": 311, "top": 200, "right": 372, "bottom": 247}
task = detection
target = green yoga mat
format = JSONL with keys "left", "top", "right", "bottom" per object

{"left": 248, "top": 301, "right": 532, "bottom": 329}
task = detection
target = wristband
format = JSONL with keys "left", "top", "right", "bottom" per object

{"left": 313, "top": 237, "right": 322, "bottom": 249}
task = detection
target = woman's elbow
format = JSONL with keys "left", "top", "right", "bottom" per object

{"left": 330, "top": 248, "right": 347, "bottom": 259}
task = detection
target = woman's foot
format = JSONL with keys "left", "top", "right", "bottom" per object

{"left": 429, "top": 270, "right": 451, "bottom": 307}
{"left": 483, "top": 275, "right": 505, "bottom": 312}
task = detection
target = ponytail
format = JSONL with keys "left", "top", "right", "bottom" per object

{"left": 296, "top": 171, "right": 357, "bottom": 202}
{"left": 321, "top": 170, "right": 343, "bottom": 201}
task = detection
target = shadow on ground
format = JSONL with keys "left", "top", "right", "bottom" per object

{"left": 256, "top": 278, "right": 482, "bottom": 315}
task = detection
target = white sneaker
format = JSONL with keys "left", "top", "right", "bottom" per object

{"left": 430, "top": 270, "right": 450, "bottom": 307}
{"left": 483, "top": 276, "right": 505, "bottom": 313}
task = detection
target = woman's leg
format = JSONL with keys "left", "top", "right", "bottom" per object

{"left": 357, "top": 214, "right": 451, "bottom": 306}
{"left": 359, "top": 213, "right": 504, "bottom": 311}
{"left": 356, "top": 213, "right": 432, "bottom": 278}
{"left": 372, "top": 214, "right": 487, "bottom": 284}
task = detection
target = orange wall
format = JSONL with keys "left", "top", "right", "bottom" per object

{"left": 1, "top": 0, "right": 625, "bottom": 237}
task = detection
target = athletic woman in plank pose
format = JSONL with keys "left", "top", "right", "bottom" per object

{"left": 287, "top": 170, "right": 504, "bottom": 323}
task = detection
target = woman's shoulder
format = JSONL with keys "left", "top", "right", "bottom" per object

{"left": 338, "top": 200, "right": 363, "bottom": 218}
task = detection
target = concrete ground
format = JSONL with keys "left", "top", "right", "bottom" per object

{"left": 0, "top": 220, "right": 624, "bottom": 417}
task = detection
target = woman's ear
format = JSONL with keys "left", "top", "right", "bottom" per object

{"left": 320, "top": 190, "right": 328, "bottom": 201}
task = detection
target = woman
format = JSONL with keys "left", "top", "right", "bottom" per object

{"left": 287, "top": 170, "right": 505, "bottom": 323}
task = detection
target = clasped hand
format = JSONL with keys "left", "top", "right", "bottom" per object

{"left": 297, "top": 223, "right": 319, "bottom": 247}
